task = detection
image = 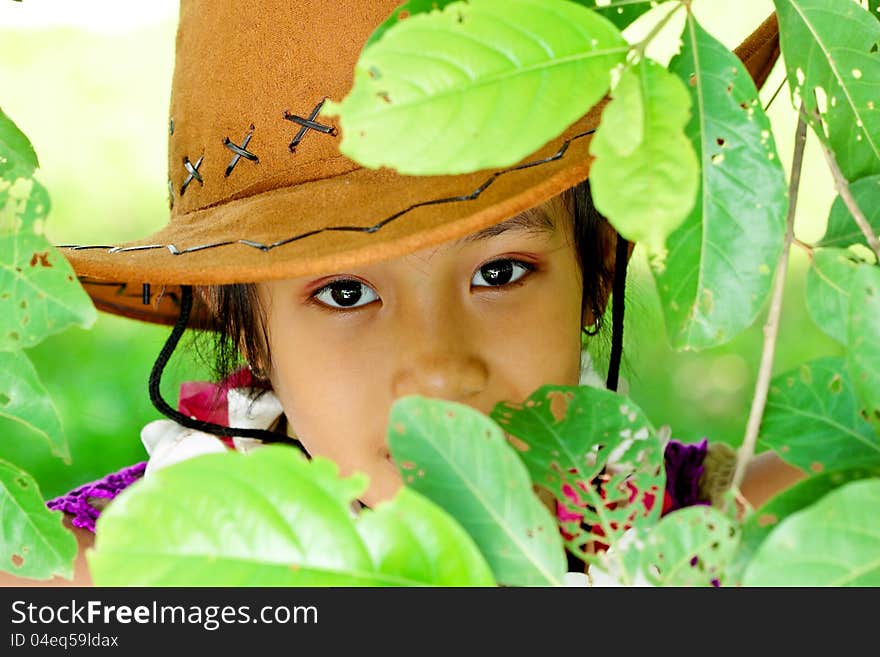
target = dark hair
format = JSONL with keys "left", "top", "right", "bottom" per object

{"left": 196, "top": 178, "right": 617, "bottom": 385}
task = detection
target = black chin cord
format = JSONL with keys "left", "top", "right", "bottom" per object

{"left": 605, "top": 234, "right": 629, "bottom": 392}
{"left": 148, "top": 284, "right": 303, "bottom": 447}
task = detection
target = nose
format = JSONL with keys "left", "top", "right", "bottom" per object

{"left": 390, "top": 313, "right": 489, "bottom": 403}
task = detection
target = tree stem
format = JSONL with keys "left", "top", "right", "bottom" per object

{"left": 816, "top": 130, "right": 880, "bottom": 262}
{"left": 732, "top": 109, "right": 808, "bottom": 490}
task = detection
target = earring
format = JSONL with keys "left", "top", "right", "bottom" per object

{"left": 582, "top": 320, "right": 600, "bottom": 336}
{"left": 248, "top": 361, "right": 268, "bottom": 380}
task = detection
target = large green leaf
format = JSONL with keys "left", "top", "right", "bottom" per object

{"left": 730, "top": 466, "right": 880, "bottom": 583}
{"left": 388, "top": 395, "right": 566, "bottom": 586}
{"left": 817, "top": 175, "right": 880, "bottom": 249}
{"left": 0, "top": 227, "right": 97, "bottom": 351}
{"left": 90, "top": 446, "right": 494, "bottom": 586}
{"left": 489, "top": 384, "right": 664, "bottom": 579}
{"left": 0, "top": 459, "right": 77, "bottom": 580}
{"left": 847, "top": 264, "right": 880, "bottom": 426}
{"left": 804, "top": 247, "right": 866, "bottom": 343}
{"left": 322, "top": 0, "right": 627, "bottom": 174}
{"left": 630, "top": 505, "right": 740, "bottom": 587}
{"left": 0, "top": 350, "right": 67, "bottom": 461}
{"left": 758, "top": 357, "right": 880, "bottom": 472}
{"left": 657, "top": 14, "right": 787, "bottom": 349}
{"left": 743, "top": 478, "right": 880, "bottom": 585}
{"left": 0, "top": 107, "right": 39, "bottom": 181}
{"left": 773, "top": 0, "right": 880, "bottom": 181}
{"left": 589, "top": 58, "right": 699, "bottom": 254}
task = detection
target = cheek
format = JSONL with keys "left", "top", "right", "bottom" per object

{"left": 488, "top": 265, "right": 584, "bottom": 397}
{"left": 265, "top": 309, "right": 389, "bottom": 464}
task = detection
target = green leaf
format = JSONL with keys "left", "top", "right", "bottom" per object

{"left": 0, "top": 230, "right": 97, "bottom": 351}
{"left": 0, "top": 459, "right": 77, "bottom": 580}
{"left": 356, "top": 487, "right": 494, "bottom": 584}
{"left": 322, "top": 0, "right": 627, "bottom": 175}
{"left": 589, "top": 58, "right": 699, "bottom": 254}
{"left": 0, "top": 350, "right": 67, "bottom": 461}
{"left": 804, "top": 247, "right": 866, "bottom": 343}
{"left": 657, "top": 14, "right": 788, "bottom": 349}
{"left": 817, "top": 175, "right": 880, "bottom": 249}
{"left": 847, "top": 264, "right": 880, "bottom": 425}
{"left": 773, "top": 0, "right": 880, "bottom": 181}
{"left": 631, "top": 505, "right": 740, "bottom": 587}
{"left": 90, "top": 446, "right": 494, "bottom": 586}
{"left": 389, "top": 395, "right": 566, "bottom": 586}
{"left": 743, "top": 478, "right": 880, "bottom": 585}
{"left": 758, "top": 357, "right": 880, "bottom": 473}
{"left": 730, "top": 466, "right": 880, "bottom": 583}
{"left": 0, "top": 107, "right": 39, "bottom": 181}
{"left": 0, "top": 174, "right": 47, "bottom": 237}
{"left": 490, "top": 385, "right": 664, "bottom": 578}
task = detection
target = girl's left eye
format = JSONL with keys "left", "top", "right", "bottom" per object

{"left": 472, "top": 258, "right": 535, "bottom": 288}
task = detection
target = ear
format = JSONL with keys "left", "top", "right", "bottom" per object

{"left": 581, "top": 223, "right": 634, "bottom": 329}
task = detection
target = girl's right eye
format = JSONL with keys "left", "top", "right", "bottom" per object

{"left": 311, "top": 279, "right": 379, "bottom": 311}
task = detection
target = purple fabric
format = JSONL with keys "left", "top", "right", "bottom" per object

{"left": 663, "top": 438, "right": 709, "bottom": 512}
{"left": 46, "top": 462, "right": 147, "bottom": 533}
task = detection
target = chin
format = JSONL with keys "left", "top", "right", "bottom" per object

{"left": 359, "top": 459, "right": 404, "bottom": 509}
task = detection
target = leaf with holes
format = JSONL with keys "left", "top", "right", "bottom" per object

{"left": 0, "top": 231, "right": 96, "bottom": 351}
{"left": 322, "top": 0, "right": 627, "bottom": 174}
{"left": 773, "top": 0, "right": 880, "bottom": 181}
{"left": 90, "top": 446, "right": 494, "bottom": 586}
{"left": 389, "top": 395, "right": 566, "bottom": 586}
{"left": 656, "top": 13, "right": 787, "bottom": 349}
{"left": 626, "top": 505, "right": 740, "bottom": 587}
{"left": 490, "top": 384, "right": 664, "bottom": 581}
{"left": 743, "top": 478, "right": 880, "bottom": 585}
{"left": 0, "top": 108, "right": 38, "bottom": 181}
{"left": 589, "top": 58, "right": 699, "bottom": 254}
{"left": 0, "top": 459, "right": 77, "bottom": 580}
{"left": 758, "top": 357, "right": 880, "bottom": 473}
{"left": 847, "top": 264, "right": 880, "bottom": 429}
{"left": 0, "top": 350, "right": 67, "bottom": 461}
{"left": 728, "top": 465, "right": 880, "bottom": 583}
{"left": 817, "top": 175, "right": 880, "bottom": 249}
{"left": 805, "top": 248, "right": 867, "bottom": 343}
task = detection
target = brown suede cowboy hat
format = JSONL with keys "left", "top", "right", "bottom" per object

{"left": 59, "top": 0, "right": 782, "bottom": 328}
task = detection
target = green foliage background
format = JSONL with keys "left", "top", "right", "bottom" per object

{"left": 0, "top": 0, "right": 840, "bottom": 500}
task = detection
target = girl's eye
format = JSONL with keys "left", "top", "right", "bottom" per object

{"left": 312, "top": 279, "right": 379, "bottom": 310}
{"left": 472, "top": 258, "right": 535, "bottom": 288}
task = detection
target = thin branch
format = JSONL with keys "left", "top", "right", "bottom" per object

{"left": 792, "top": 236, "right": 815, "bottom": 257}
{"left": 816, "top": 129, "right": 880, "bottom": 262}
{"left": 631, "top": 1, "right": 685, "bottom": 58}
{"left": 732, "top": 109, "right": 809, "bottom": 490}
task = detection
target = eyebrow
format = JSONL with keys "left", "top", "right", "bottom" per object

{"left": 454, "top": 207, "right": 555, "bottom": 245}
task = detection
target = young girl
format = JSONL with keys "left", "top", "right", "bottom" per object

{"left": 20, "top": 0, "right": 803, "bottom": 585}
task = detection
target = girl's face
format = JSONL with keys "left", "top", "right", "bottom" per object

{"left": 259, "top": 194, "right": 588, "bottom": 507}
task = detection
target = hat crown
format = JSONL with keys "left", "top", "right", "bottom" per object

{"left": 168, "top": 0, "right": 399, "bottom": 216}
